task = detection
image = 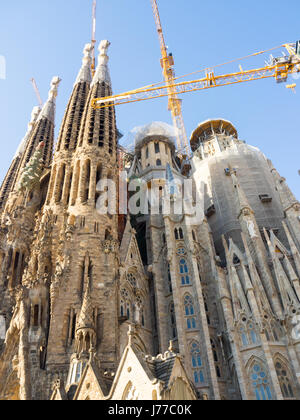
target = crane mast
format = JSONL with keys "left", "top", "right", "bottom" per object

{"left": 91, "top": 0, "right": 97, "bottom": 76}
{"left": 150, "top": 0, "right": 190, "bottom": 158}
{"left": 30, "top": 78, "right": 43, "bottom": 108}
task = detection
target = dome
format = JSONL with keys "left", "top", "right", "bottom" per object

{"left": 124, "top": 122, "right": 176, "bottom": 152}
{"left": 190, "top": 119, "right": 238, "bottom": 152}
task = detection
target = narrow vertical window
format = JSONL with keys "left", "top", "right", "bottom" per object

{"left": 180, "top": 259, "right": 190, "bottom": 285}
{"left": 191, "top": 342, "right": 205, "bottom": 384}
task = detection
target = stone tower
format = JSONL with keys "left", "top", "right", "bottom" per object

{"left": 0, "top": 37, "right": 299, "bottom": 401}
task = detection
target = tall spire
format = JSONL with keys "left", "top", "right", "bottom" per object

{"left": 74, "top": 43, "right": 93, "bottom": 87}
{"left": 55, "top": 44, "right": 92, "bottom": 152}
{"left": 91, "top": 40, "right": 111, "bottom": 87}
{"left": 76, "top": 276, "right": 94, "bottom": 332}
{"left": 38, "top": 76, "right": 61, "bottom": 124}
{"left": 263, "top": 228, "right": 300, "bottom": 314}
{"left": 282, "top": 221, "right": 300, "bottom": 277}
{"left": 0, "top": 106, "right": 41, "bottom": 209}
{"left": 14, "top": 106, "right": 41, "bottom": 159}
{"left": 14, "top": 77, "right": 61, "bottom": 187}
{"left": 77, "top": 40, "right": 117, "bottom": 155}
{"left": 230, "top": 169, "right": 254, "bottom": 217}
{"left": 75, "top": 253, "right": 96, "bottom": 356}
{"left": 269, "top": 163, "right": 299, "bottom": 211}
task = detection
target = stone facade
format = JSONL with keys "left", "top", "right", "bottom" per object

{"left": 0, "top": 40, "right": 299, "bottom": 401}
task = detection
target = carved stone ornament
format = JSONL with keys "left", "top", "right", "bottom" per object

{"left": 101, "top": 239, "right": 119, "bottom": 254}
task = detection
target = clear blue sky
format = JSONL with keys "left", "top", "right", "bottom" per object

{"left": 0, "top": 0, "right": 299, "bottom": 197}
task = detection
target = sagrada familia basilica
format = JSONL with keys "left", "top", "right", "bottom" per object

{"left": 0, "top": 39, "right": 299, "bottom": 400}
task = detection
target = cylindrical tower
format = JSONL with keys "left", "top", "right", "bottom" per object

{"left": 191, "top": 118, "right": 288, "bottom": 256}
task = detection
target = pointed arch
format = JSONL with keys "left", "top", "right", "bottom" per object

{"left": 184, "top": 294, "right": 197, "bottom": 330}
{"left": 179, "top": 258, "right": 190, "bottom": 285}
{"left": 246, "top": 357, "right": 273, "bottom": 401}
{"left": 210, "top": 339, "right": 222, "bottom": 378}
{"left": 120, "top": 288, "right": 132, "bottom": 321}
{"left": 189, "top": 340, "right": 205, "bottom": 385}
{"left": 273, "top": 353, "right": 297, "bottom": 399}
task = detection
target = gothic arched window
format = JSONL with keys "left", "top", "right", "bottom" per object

{"left": 120, "top": 299, "right": 125, "bottom": 317}
{"left": 240, "top": 321, "right": 259, "bottom": 347}
{"left": 184, "top": 295, "right": 196, "bottom": 330}
{"left": 179, "top": 258, "right": 190, "bottom": 285}
{"left": 121, "top": 288, "right": 131, "bottom": 321}
{"left": 240, "top": 326, "right": 249, "bottom": 347}
{"left": 275, "top": 360, "right": 295, "bottom": 399}
{"left": 127, "top": 272, "right": 137, "bottom": 288}
{"left": 190, "top": 342, "right": 205, "bottom": 384}
{"left": 250, "top": 363, "right": 273, "bottom": 400}
{"left": 249, "top": 323, "right": 258, "bottom": 344}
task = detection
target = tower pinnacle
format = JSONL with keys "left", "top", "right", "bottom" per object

{"left": 91, "top": 40, "right": 111, "bottom": 87}
{"left": 14, "top": 106, "right": 41, "bottom": 159}
{"left": 38, "top": 76, "right": 61, "bottom": 124}
{"left": 74, "top": 43, "right": 93, "bottom": 86}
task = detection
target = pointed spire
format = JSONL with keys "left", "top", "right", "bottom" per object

{"left": 76, "top": 254, "right": 94, "bottom": 332}
{"left": 282, "top": 221, "right": 300, "bottom": 277}
{"left": 269, "top": 164, "right": 299, "bottom": 211}
{"left": 56, "top": 44, "right": 93, "bottom": 152}
{"left": 230, "top": 168, "right": 254, "bottom": 217}
{"left": 242, "top": 264, "right": 253, "bottom": 292}
{"left": 14, "top": 106, "right": 41, "bottom": 159}
{"left": 0, "top": 106, "right": 41, "bottom": 209}
{"left": 241, "top": 232, "right": 273, "bottom": 314}
{"left": 76, "top": 40, "right": 117, "bottom": 152}
{"left": 228, "top": 264, "right": 251, "bottom": 319}
{"left": 74, "top": 43, "right": 93, "bottom": 87}
{"left": 222, "top": 235, "right": 251, "bottom": 319}
{"left": 282, "top": 255, "right": 300, "bottom": 301}
{"left": 120, "top": 217, "right": 137, "bottom": 263}
{"left": 263, "top": 228, "right": 300, "bottom": 312}
{"left": 91, "top": 40, "right": 111, "bottom": 87}
{"left": 38, "top": 76, "right": 61, "bottom": 124}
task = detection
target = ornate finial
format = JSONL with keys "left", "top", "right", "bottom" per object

{"left": 168, "top": 340, "right": 175, "bottom": 353}
{"left": 99, "top": 40, "right": 111, "bottom": 59}
{"left": 73, "top": 44, "right": 93, "bottom": 86}
{"left": 83, "top": 43, "right": 93, "bottom": 60}
{"left": 89, "top": 346, "right": 96, "bottom": 362}
{"left": 91, "top": 40, "right": 111, "bottom": 86}
{"left": 48, "top": 76, "right": 61, "bottom": 101}
{"left": 127, "top": 324, "right": 134, "bottom": 346}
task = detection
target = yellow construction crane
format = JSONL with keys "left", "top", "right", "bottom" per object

{"left": 149, "top": 0, "right": 190, "bottom": 160}
{"left": 92, "top": 46, "right": 300, "bottom": 105}
{"left": 91, "top": 2, "right": 300, "bottom": 158}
